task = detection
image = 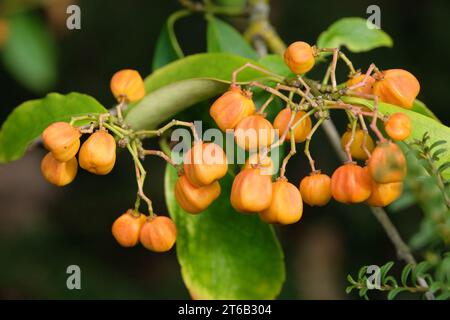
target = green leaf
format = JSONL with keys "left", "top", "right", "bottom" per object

{"left": 380, "top": 261, "right": 394, "bottom": 281}
{"left": 317, "top": 17, "right": 393, "bottom": 52}
{"left": 387, "top": 287, "right": 407, "bottom": 300}
{"left": 0, "top": 92, "right": 107, "bottom": 163}
{"left": 126, "top": 53, "right": 278, "bottom": 130}
{"left": 401, "top": 264, "right": 413, "bottom": 286}
{"left": 258, "top": 54, "right": 294, "bottom": 78}
{"left": 164, "top": 165, "right": 285, "bottom": 299}
{"left": 341, "top": 96, "right": 450, "bottom": 180}
{"left": 345, "top": 285, "right": 355, "bottom": 294}
{"left": 412, "top": 99, "right": 440, "bottom": 122}
{"left": 1, "top": 12, "right": 57, "bottom": 93}
{"left": 152, "top": 10, "right": 190, "bottom": 70}
{"left": 207, "top": 16, "right": 258, "bottom": 60}
{"left": 347, "top": 274, "right": 357, "bottom": 285}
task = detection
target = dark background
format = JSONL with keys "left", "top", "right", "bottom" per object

{"left": 0, "top": 0, "right": 449, "bottom": 299}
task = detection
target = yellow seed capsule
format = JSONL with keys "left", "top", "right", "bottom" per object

{"left": 110, "top": 69, "right": 146, "bottom": 103}
{"left": 340, "top": 129, "right": 375, "bottom": 160}
{"left": 42, "top": 122, "right": 81, "bottom": 162}
{"left": 79, "top": 130, "right": 116, "bottom": 175}
{"left": 284, "top": 41, "right": 315, "bottom": 74}
{"left": 174, "top": 175, "right": 221, "bottom": 214}
{"left": 41, "top": 152, "right": 78, "bottom": 186}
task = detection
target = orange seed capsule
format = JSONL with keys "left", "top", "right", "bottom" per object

{"left": 209, "top": 86, "right": 256, "bottom": 132}
{"left": 367, "top": 141, "right": 407, "bottom": 184}
{"left": 366, "top": 179, "right": 403, "bottom": 207}
{"left": 299, "top": 172, "right": 332, "bottom": 207}
{"left": 183, "top": 142, "right": 228, "bottom": 187}
{"left": 42, "top": 122, "right": 81, "bottom": 162}
{"left": 234, "top": 115, "right": 275, "bottom": 151}
{"left": 346, "top": 74, "right": 375, "bottom": 95}
{"left": 230, "top": 168, "right": 273, "bottom": 213}
{"left": 384, "top": 113, "right": 412, "bottom": 141}
{"left": 340, "top": 128, "right": 375, "bottom": 161}
{"left": 260, "top": 179, "right": 303, "bottom": 225}
{"left": 112, "top": 210, "right": 147, "bottom": 247}
{"left": 243, "top": 152, "right": 275, "bottom": 176}
{"left": 284, "top": 41, "right": 315, "bottom": 74}
{"left": 273, "top": 108, "right": 312, "bottom": 143}
{"left": 174, "top": 175, "right": 221, "bottom": 214}
{"left": 373, "top": 69, "right": 420, "bottom": 109}
{"left": 41, "top": 152, "right": 78, "bottom": 186}
{"left": 139, "top": 216, "right": 177, "bottom": 253}
{"left": 79, "top": 130, "right": 116, "bottom": 175}
{"left": 110, "top": 69, "right": 146, "bottom": 103}
{"left": 331, "top": 163, "right": 372, "bottom": 204}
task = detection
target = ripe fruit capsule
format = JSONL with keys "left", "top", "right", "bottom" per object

{"left": 340, "top": 128, "right": 375, "bottom": 160}
{"left": 42, "top": 122, "right": 81, "bottom": 162}
{"left": 243, "top": 152, "right": 274, "bottom": 176}
{"left": 299, "top": 172, "right": 332, "bottom": 207}
{"left": 284, "top": 41, "right": 315, "bottom": 74}
{"left": 384, "top": 113, "right": 411, "bottom": 141}
{"left": 79, "top": 130, "right": 116, "bottom": 175}
{"left": 373, "top": 69, "right": 420, "bottom": 109}
{"left": 230, "top": 168, "right": 273, "bottom": 213}
{"left": 331, "top": 163, "right": 372, "bottom": 204}
{"left": 234, "top": 115, "right": 275, "bottom": 151}
{"left": 367, "top": 141, "right": 407, "bottom": 184}
{"left": 346, "top": 74, "right": 375, "bottom": 95}
{"left": 366, "top": 179, "right": 403, "bottom": 207}
{"left": 139, "top": 216, "right": 177, "bottom": 253}
{"left": 183, "top": 142, "right": 228, "bottom": 187}
{"left": 209, "top": 86, "right": 256, "bottom": 132}
{"left": 260, "top": 179, "right": 303, "bottom": 225}
{"left": 41, "top": 152, "right": 78, "bottom": 186}
{"left": 111, "top": 210, "right": 146, "bottom": 247}
{"left": 110, "top": 69, "right": 146, "bottom": 103}
{"left": 273, "top": 108, "right": 312, "bottom": 143}
{"left": 174, "top": 175, "right": 221, "bottom": 214}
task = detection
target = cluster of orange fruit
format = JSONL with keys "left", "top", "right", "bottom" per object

{"left": 40, "top": 122, "right": 116, "bottom": 186}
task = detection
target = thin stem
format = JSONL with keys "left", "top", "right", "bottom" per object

{"left": 345, "top": 118, "right": 357, "bottom": 163}
{"left": 358, "top": 113, "right": 372, "bottom": 159}
{"left": 259, "top": 94, "right": 274, "bottom": 114}
{"left": 249, "top": 81, "right": 297, "bottom": 109}
{"left": 135, "top": 119, "right": 200, "bottom": 142}
{"left": 304, "top": 118, "right": 325, "bottom": 172}
{"left": 141, "top": 149, "right": 176, "bottom": 167}
{"left": 232, "top": 62, "right": 284, "bottom": 85}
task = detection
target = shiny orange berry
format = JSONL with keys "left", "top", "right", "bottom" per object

{"left": 346, "top": 74, "right": 376, "bottom": 95}
{"left": 42, "top": 122, "right": 81, "bottom": 162}
{"left": 41, "top": 152, "right": 78, "bottom": 186}
{"left": 243, "top": 152, "right": 274, "bottom": 176}
{"left": 340, "top": 128, "right": 375, "bottom": 160}
{"left": 79, "top": 130, "right": 116, "bottom": 175}
{"left": 110, "top": 69, "right": 146, "bottom": 103}
{"left": 111, "top": 210, "right": 147, "bottom": 247}
{"left": 384, "top": 113, "right": 411, "bottom": 141}
{"left": 331, "top": 163, "right": 372, "bottom": 204}
{"left": 174, "top": 175, "right": 221, "bottom": 214}
{"left": 230, "top": 168, "right": 273, "bottom": 213}
{"left": 209, "top": 86, "right": 256, "bottom": 132}
{"left": 284, "top": 41, "right": 315, "bottom": 74}
{"left": 139, "top": 216, "right": 177, "bottom": 253}
{"left": 234, "top": 115, "right": 275, "bottom": 151}
{"left": 260, "top": 179, "right": 303, "bottom": 225}
{"left": 183, "top": 142, "right": 228, "bottom": 187}
{"left": 367, "top": 141, "right": 407, "bottom": 184}
{"left": 373, "top": 69, "right": 420, "bottom": 109}
{"left": 299, "top": 172, "right": 332, "bottom": 206}
{"left": 366, "top": 179, "right": 403, "bottom": 207}
{"left": 273, "top": 108, "right": 312, "bottom": 143}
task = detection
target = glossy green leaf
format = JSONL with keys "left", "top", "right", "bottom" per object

{"left": 1, "top": 12, "right": 57, "bottom": 93}
{"left": 341, "top": 96, "right": 450, "bottom": 180}
{"left": 164, "top": 165, "right": 285, "bottom": 299}
{"left": 387, "top": 287, "right": 407, "bottom": 300}
{"left": 317, "top": 17, "right": 393, "bottom": 52}
{"left": 207, "top": 16, "right": 258, "bottom": 60}
{"left": 0, "top": 93, "right": 107, "bottom": 163}
{"left": 126, "top": 53, "right": 278, "bottom": 129}
{"left": 412, "top": 99, "right": 440, "bottom": 122}
{"left": 258, "top": 54, "right": 294, "bottom": 78}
